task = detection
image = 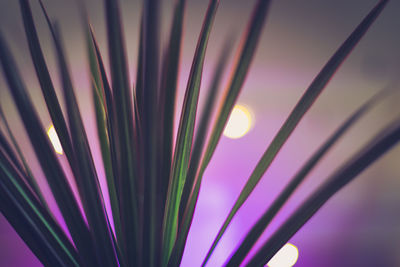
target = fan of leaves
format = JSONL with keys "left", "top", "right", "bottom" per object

{"left": 0, "top": 0, "right": 398, "bottom": 266}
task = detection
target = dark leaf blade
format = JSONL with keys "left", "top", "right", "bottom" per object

{"left": 140, "top": 0, "right": 162, "bottom": 265}
{"left": 181, "top": 2, "right": 272, "bottom": 247}
{"left": 0, "top": 150, "right": 79, "bottom": 266}
{"left": 168, "top": 36, "right": 234, "bottom": 267}
{"left": 226, "top": 86, "right": 392, "bottom": 265}
{"left": 159, "top": 0, "right": 186, "bottom": 222}
{"left": 247, "top": 118, "right": 400, "bottom": 266}
{"left": 104, "top": 0, "right": 139, "bottom": 265}
{"left": 88, "top": 26, "right": 121, "bottom": 204}
{"left": 45, "top": 16, "right": 119, "bottom": 266}
{"left": 0, "top": 107, "right": 46, "bottom": 208}
{"left": 171, "top": 0, "right": 272, "bottom": 264}
{"left": 0, "top": 191, "right": 74, "bottom": 267}
{"left": 171, "top": 0, "right": 272, "bottom": 263}
{"left": 0, "top": 194, "right": 66, "bottom": 267}
{"left": 197, "top": 0, "right": 272, "bottom": 193}
{"left": 87, "top": 24, "right": 124, "bottom": 261}
{"left": 0, "top": 30, "right": 96, "bottom": 266}
{"left": 0, "top": 127, "right": 25, "bottom": 179}
{"left": 202, "top": 1, "right": 388, "bottom": 264}
{"left": 19, "top": 0, "right": 75, "bottom": 168}
{"left": 88, "top": 26, "right": 115, "bottom": 128}
{"left": 178, "top": 35, "right": 234, "bottom": 224}
{"left": 157, "top": 2, "right": 186, "bottom": 258}
{"left": 161, "top": 0, "right": 220, "bottom": 265}
{"left": 167, "top": 182, "right": 198, "bottom": 267}
{"left": 135, "top": 13, "right": 144, "bottom": 118}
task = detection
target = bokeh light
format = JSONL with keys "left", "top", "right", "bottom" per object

{"left": 267, "top": 243, "right": 299, "bottom": 267}
{"left": 47, "top": 125, "right": 63, "bottom": 155}
{"left": 223, "top": 104, "right": 253, "bottom": 139}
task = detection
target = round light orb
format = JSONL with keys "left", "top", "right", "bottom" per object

{"left": 223, "top": 104, "right": 253, "bottom": 139}
{"left": 47, "top": 125, "right": 63, "bottom": 155}
{"left": 267, "top": 243, "right": 299, "bottom": 267}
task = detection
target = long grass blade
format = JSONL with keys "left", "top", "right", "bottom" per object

{"left": 0, "top": 106, "right": 47, "bottom": 209}
{"left": 88, "top": 27, "right": 121, "bottom": 207}
{"left": 135, "top": 13, "right": 144, "bottom": 118}
{"left": 104, "top": 0, "right": 140, "bottom": 265}
{"left": 20, "top": 0, "right": 93, "bottom": 221}
{"left": 173, "top": 0, "right": 271, "bottom": 264}
{"left": 45, "top": 14, "right": 119, "bottom": 265}
{"left": 167, "top": 36, "right": 234, "bottom": 267}
{"left": 202, "top": 1, "right": 388, "bottom": 264}
{"left": 226, "top": 85, "right": 392, "bottom": 265}
{"left": 0, "top": 149, "right": 79, "bottom": 266}
{"left": 132, "top": 13, "right": 145, "bottom": 260}
{"left": 140, "top": 0, "right": 161, "bottom": 265}
{"left": 0, "top": 194, "right": 68, "bottom": 267}
{"left": 179, "top": 35, "right": 234, "bottom": 224}
{"left": 0, "top": 128, "right": 25, "bottom": 180}
{"left": 247, "top": 118, "right": 400, "bottom": 266}
{"left": 161, "top": 0, "right": 220, "bottom": 265}
{"left": 77, "top": 0, "right": 125, "bottom": 254}
{"left": 159, "top": 0, "right": 186, "bottom": 222}
{"left": 19, "top": 0, "right": 76, "bottom": 170}
{"left": 150, "top": 1, "right": 187, "bottom": 264}
{"left": 86, "top": 21, "right": 128, "bottom": 265}
{"left": 167, "top": 0, "right": 271, "bottom": 263}
{"left": 87, "top": 24, "right": 124, "bottom": 261}
{"left": 0, "top": 30, "right": 97, "bottom": 266}
{"left": 76, "top": 10, "right": 128, "bottom": 265}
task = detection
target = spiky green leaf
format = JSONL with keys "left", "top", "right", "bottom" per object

{"left": 44, "top": 14, "right": 119, "bottom": 265}
{"left": 247, "top": 118, "right": 400, "bottom": 266}
{"left": 202, "top": 1, "right": 388, "bottom": 263}
{"left": 161, "top": 0, "right": 220, "bottom": 265}
{"left": 226, "top": 86, "right": 392, "bottom": 265}
{"left": 105, "top": 0, "right": 140, "bottom": 265}
{"left": 0, "top": 29, "right": 97, "bottom": 266}
{"left": 0, "top": 149, "right": 79, "bottom": 266}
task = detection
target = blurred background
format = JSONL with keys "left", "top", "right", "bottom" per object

{"left": 0, "top": 0, "right": 399, "bottom": 266}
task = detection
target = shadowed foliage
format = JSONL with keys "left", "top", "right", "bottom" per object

{"left": 0, "top": 0, "right": 397, "bottom": 266}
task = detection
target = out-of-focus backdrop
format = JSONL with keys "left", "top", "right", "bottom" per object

{"left": 1, "top": 0, "right": 399, "bottom": 266}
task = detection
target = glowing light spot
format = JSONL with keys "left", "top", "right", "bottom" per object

{"left": 47, "top": 125, "right": 63, "bottom": 155}
{"left": 223, "top": 104, "right": 253, "bottom": 139}
{"left": 267, "top": 243, "right": 299, "bottom": 267}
